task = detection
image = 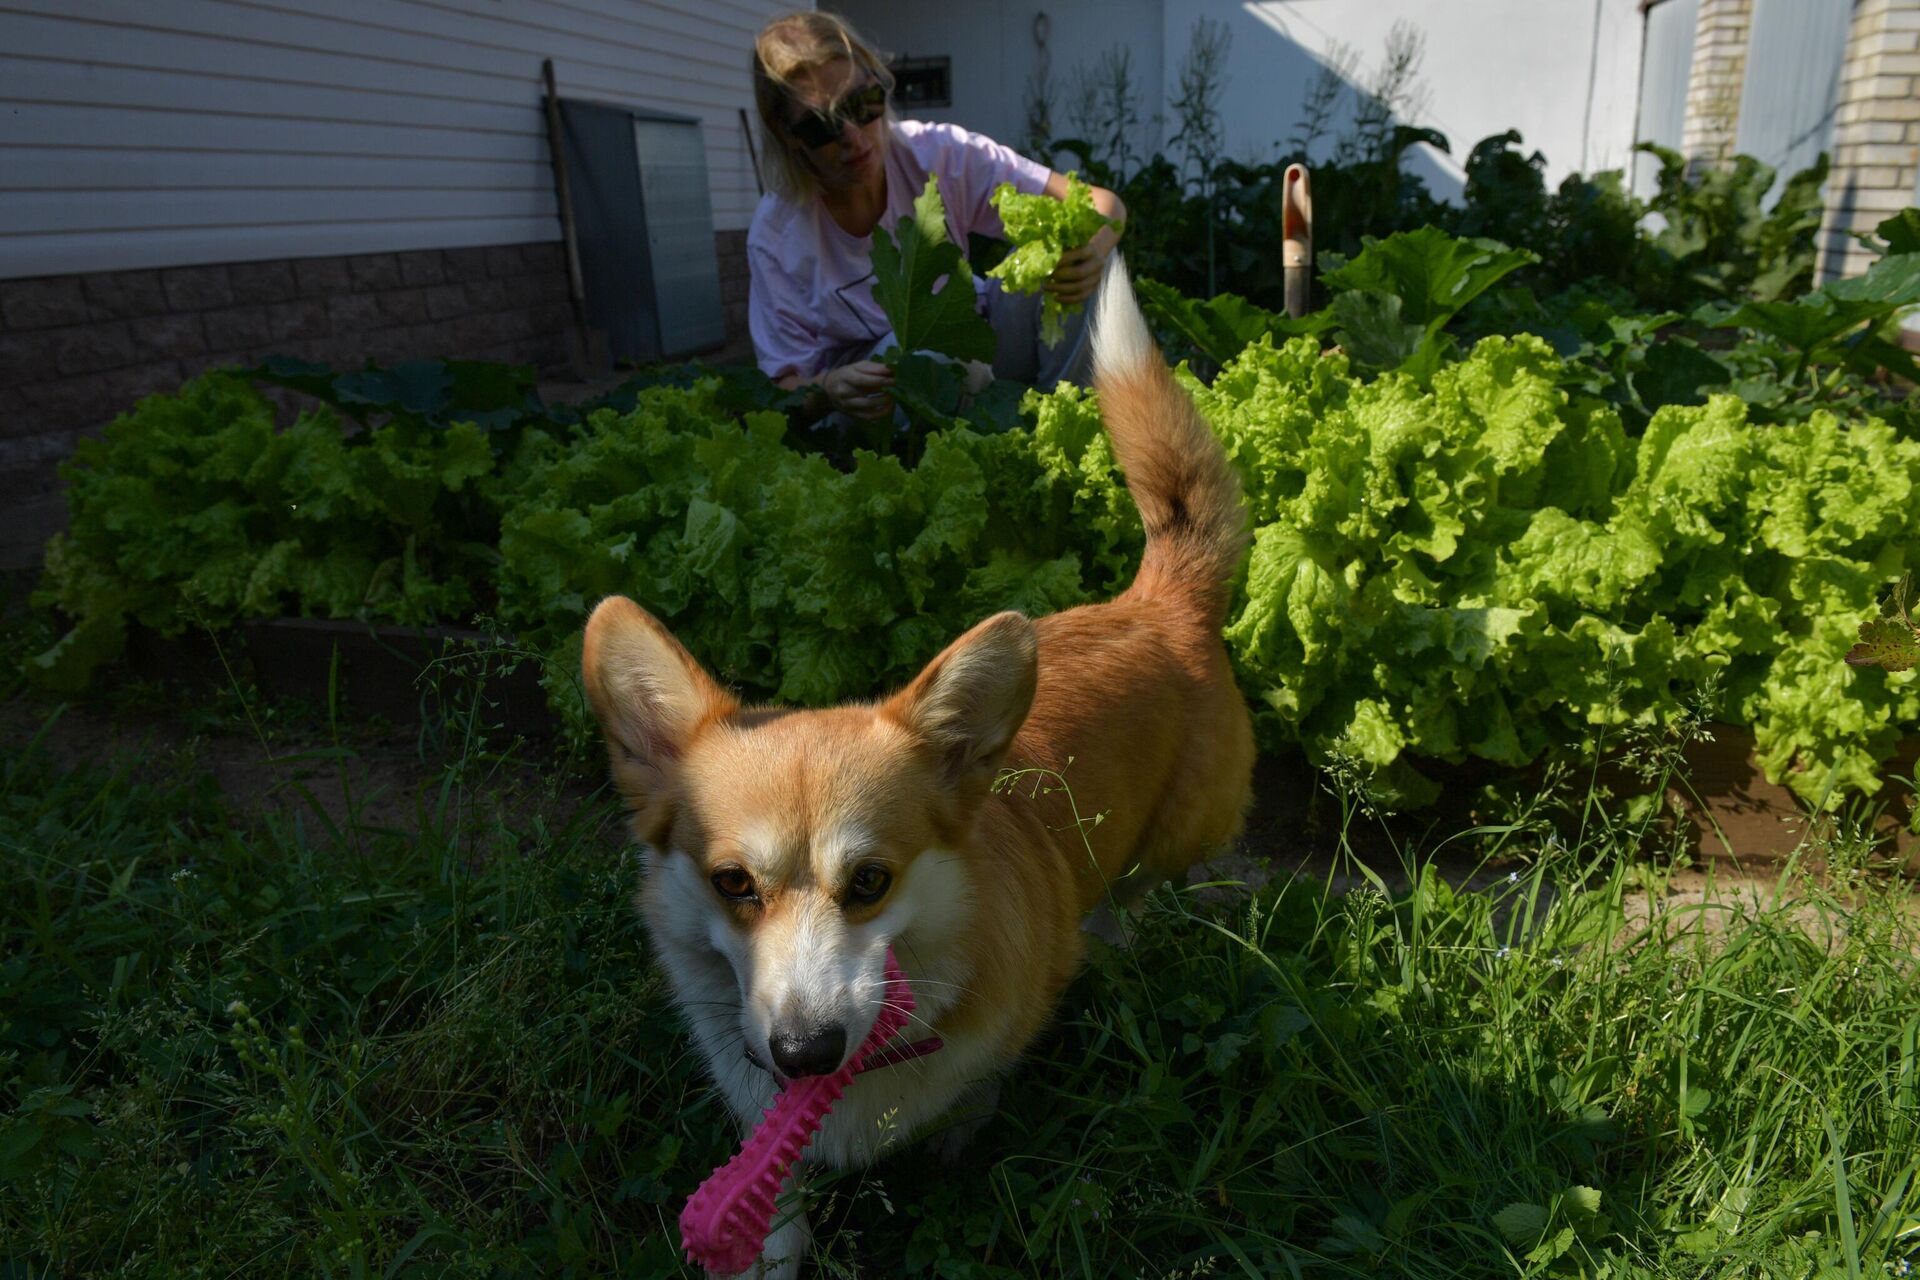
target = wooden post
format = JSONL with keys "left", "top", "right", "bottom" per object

{"left": 740, "top": 107, "right": 766, "bottom": 197}
{"left": 1282, "top": 164, "right": 1312, "bottom": 319}
{"left": 542, "top": 59, "right": 608, "bottom": 375}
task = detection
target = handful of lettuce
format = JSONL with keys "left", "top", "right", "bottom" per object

{"left": 987, "top": 173, "right": 1113, "bottom": 345}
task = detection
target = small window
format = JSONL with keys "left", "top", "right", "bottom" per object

{"left": 891, "top": 56, "right": 951, "bottom": 109}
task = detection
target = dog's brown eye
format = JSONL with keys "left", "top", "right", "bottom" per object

{"left": 711, "top": 867, "right": 756, "bottom": 901}
{"left": 847, "top": 864, "right": 892, "bottom": 905}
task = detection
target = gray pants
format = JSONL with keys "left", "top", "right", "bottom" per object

{"left": 984, "top": 279, "right": 1094, "bottom": 389}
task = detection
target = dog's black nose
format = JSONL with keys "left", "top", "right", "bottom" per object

{"left": 769, "top": 1025, "right": 847, "bottom": 1078}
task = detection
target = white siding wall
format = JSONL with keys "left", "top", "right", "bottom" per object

{"left": 830, "top": 0, "right": 1166, "bottom": 166}
{"left": 0, "top": 0, "right": 791, "bottom": 280}
{"left": 836, "top": 0, "right": 1645, "bottom": 198}
{"left": 1223, "top": 0, "right": 1646, "bottom": 191}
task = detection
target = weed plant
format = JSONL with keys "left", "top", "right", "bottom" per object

{"left": 2, "top": 683, "right": 1917, "bottom": 1277}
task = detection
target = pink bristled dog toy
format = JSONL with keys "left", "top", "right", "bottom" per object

{"left": 679, "top": 947, "right": 941, "bottom": 1276}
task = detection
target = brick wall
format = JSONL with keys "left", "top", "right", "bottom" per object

{"left": 1, "top": 233, "right": 755, "bottom": 571}
{"left": 1817, "top": 0, "right": 1920, "bottom": 282}
{"left": 1680, "top": 0, "right": 1754, "bottom": 174}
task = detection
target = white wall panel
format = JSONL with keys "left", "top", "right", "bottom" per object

{"left": 1213, "top": 0, "right": 1646, "bottom": 194}
{"left": 0, "top": 0, "right": 792, "bottom": 278}
{"left": 832, "top": 0, "right": 1166, "bottom": 165}
{"left": 836, "top": 0, "right": 1645, "bottom": 203}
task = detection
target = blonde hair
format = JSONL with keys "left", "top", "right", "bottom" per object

{"left": 751, "top": 10, "right": 895, "bottom": 200}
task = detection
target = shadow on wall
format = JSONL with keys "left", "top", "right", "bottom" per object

{"left": 1818, "top": 168, "right": 1859, "bottom": 282}
{"left": 1032, "top": 5, "right": 1465, "bottom": 205}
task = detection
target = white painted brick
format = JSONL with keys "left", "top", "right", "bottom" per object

{"left": 1858, "top": 74, "right": 1914, "bottom": 97}
{"left": 1847, "top": 165, "right": 1908, "bottom": 186}
{"left": 1856, "top": 29, "right": 1920, "bottom": 56}
{"left": 1839, "top": 142, "right": 1920, "bottom": 166}
{"left": 1853, "top": 121, "right": 1914, "bottom": 142}
{"left": 1840, "top": 185, "right": 1919, "bottom": 210}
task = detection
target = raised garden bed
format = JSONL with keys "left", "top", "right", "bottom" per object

{"left": 125, "top": 618, "right": 555, "bottom": 738}
{"left": 124, "top": 621, "right": 1919, "bottom": 868}
{"left": 1645, "top": 729, "right": 1918, "bottom": 867}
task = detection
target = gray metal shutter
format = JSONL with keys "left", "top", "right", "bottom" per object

{"left": 1734, "top": 0, "right": 1852, "bottom": 198}
{"left": 559, "top": 99, "right": 726, "bottom": 362}
{"left": 633, "top": 117, "right": 728, "bottom": 357}
{"left": 1635, "top": 0, "right": 1701, "bottom": 196}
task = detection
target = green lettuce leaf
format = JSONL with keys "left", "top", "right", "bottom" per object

{"left": 986, "top": 172, "right": 1113, "bottom": 345}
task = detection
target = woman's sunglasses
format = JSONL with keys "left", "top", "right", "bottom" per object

{"left": 787, "top": 81, "right": 888, "bottom": 150}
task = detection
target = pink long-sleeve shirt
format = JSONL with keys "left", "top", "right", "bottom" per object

{"left": 746, "top": 120, "right": 1051, "bottom": 380}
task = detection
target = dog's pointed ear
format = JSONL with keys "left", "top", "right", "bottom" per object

{"left": 581, "top": 596, "right": 736, "bottom": 839}
{"left": 883, "top": 611, "right": 1037, "bottom": 796}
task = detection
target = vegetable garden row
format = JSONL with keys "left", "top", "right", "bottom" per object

{"left": 24, "top": 148, "right": 1920, "bottom": 825}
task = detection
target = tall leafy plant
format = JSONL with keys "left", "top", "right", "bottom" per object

{"left": 1636, "top": 143, "right": 1830, "bottom": 306}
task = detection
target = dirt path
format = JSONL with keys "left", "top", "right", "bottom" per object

{"left": 6, "top": 689, "right": 1914, "bottom": 935}
{"left": 0, "top": 690, "right": 619, "bottom": 848}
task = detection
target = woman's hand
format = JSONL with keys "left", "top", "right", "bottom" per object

{"left": 1046, "top": 244, "right": 1107, "bottom": 307}
{"left": 1041, "top": 176, "right": 1127, "bottom": 308}
{"left": 820, "top": 360, "right": 895, "bottom": 419}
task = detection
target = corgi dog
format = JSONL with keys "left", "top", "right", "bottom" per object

{"left": 581, "top": 260, "right": 1254, "bottom": 1278}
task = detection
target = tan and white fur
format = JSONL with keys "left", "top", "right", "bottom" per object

{"left": 582, "top": 260, "right": 1254, "bottom": 1278}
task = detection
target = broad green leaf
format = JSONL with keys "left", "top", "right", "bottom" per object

{"left": 1846, "top": 617, "right": 1920, "bottom": 672}
{"left": 1698, "top": 297, "right": 1865, "bottom": 352}
{"left": 336, "top": 360, "right": 454, "bottom": 416}
{"left": 1820, "top": 250, "right": 1920, "bottom": 306}
{"left": 1135, "top": 277, "right": 1325, "bottom": 370}
{"left": 681, "top": 497, "right": 743, "bottom": 586}
{"left": 444, "top": 359, "right": 538, "bottom": 415}
{"left": 28, "top": 611, "right": 126, "bottom": 694}
{"left": 870, "top": 173, "right": 996, "bottom": 363}
{"left": 1563, "top": 1185, "right": 1603, "bottom": 1221}
{"left": 1492, "top": 1202, "right": 1550, "bottom": 1246}
{"left": 1848, "top": 333, "right": 1920, "bottom": 387}
{"left": 888, "top": 350, "right": 969, "bottom": 429}
{"left": 1321, "top": 226, "right": 1537, "bottom": 328}
{"left": 1632, "top": 338, "right": 1731, "bottom": 409}
{"left": 1330, "top": 289, "right": 1424, "bottom": 370}
{"left": 1526, "top": 1225, "right": 1576, "bottom": 1265}
{"left": 1875, "top": 207, "right": 1920, "bottom": 255}
{"left": 1705, "top": 254, "right": 1920, "bottom": 357}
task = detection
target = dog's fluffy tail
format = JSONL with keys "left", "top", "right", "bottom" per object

{"left": 1091, "top": 256, "right": 1249, "bottom": 629}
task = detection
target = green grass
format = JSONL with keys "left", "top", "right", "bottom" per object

{"left": 1, "top": 696, "right": 1918, "bottom": 1278}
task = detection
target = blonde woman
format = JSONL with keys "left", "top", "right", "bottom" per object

{"left": 748, "top": 11, "right": 1126, "bottom": 421}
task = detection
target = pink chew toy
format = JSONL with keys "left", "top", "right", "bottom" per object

{"left": 679, "top": 947, "right": 941, "bottom": 1276}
